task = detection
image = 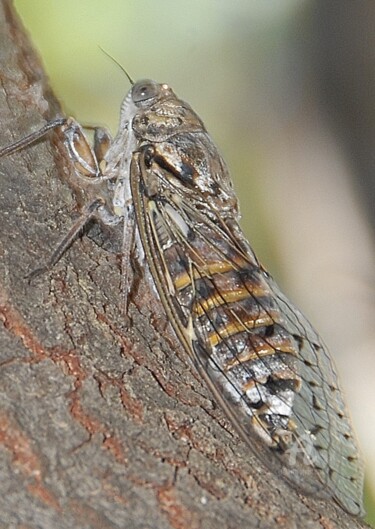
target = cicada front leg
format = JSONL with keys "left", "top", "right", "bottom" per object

{"left": 93, "top": 127, "right": 112, "bottom": 170}
{"left": 62, "top": 119, "right": 113, "bottom": 178}
{"left": 0, "top": 117, "right": 119, "bottom": 279}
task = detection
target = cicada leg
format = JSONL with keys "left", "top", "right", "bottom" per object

{"left": 0, "top": 117, "right": 67, "bottom": 158}
{"left": 1, "top": 117, "right": 119, "bottom": 278}
{"left": 25, "top": 198, "right": 105, "bottom": 281}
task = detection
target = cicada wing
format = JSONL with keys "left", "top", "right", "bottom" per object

{"left": 130, "top": 152, "right": 364, "bottom": 515}
{"left": 265, "top": 276, "right": 365, "bottom": 515}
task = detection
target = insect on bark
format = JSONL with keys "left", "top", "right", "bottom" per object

{"left": 0, "top": 79, "right": 364, "bottom": 515}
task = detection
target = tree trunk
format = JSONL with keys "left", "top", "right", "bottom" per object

{"left": 0, "top": 1, "right": 370, "bottom": 528}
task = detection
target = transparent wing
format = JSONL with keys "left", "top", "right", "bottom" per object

{"left": 130, "top": 153, "right": 364, "bottom": 516}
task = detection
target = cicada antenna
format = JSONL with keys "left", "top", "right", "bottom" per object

{"left": 98, "top": 46, "right": 134, "bottom": 86}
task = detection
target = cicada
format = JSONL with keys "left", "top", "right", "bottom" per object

{"left": 0, "top": 79, "right": 364, "bottom": 515}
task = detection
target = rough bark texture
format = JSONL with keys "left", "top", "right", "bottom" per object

{"left": 0, "top": 2, "right": 371, "bottom": 528}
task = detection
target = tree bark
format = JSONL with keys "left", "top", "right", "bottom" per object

{"left": 0, "top": 1, "right": 370, "bottom": 528}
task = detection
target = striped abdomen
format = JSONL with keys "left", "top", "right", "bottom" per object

{"left": 160, "top": 218, "right": 303, "bottom": 450}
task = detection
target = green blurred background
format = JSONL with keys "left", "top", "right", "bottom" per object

{"left": 13, "top": 0, "right": 375, "bottom": 521}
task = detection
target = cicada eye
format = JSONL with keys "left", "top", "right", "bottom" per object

{"left": 132, "top": 80, "right": 160, "bottom": 105}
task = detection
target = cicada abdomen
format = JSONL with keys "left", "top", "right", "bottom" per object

{"left": 126, "top": 81, "right": 364, "bottom": 515}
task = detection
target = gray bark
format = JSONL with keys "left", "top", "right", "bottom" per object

{"left": 0, "top": 1, "right": 370, "bottom": 528}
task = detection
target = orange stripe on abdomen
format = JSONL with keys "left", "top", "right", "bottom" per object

{"left": 173, "top": 260, "right": 235, "bottom": 290}
{"left": 189, "top": 263, "right": 298, "bottom": 363}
